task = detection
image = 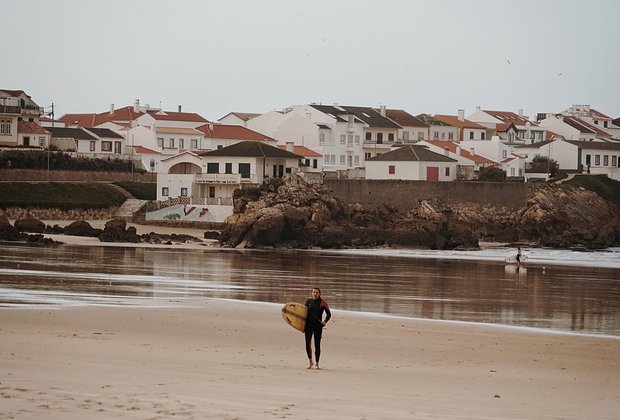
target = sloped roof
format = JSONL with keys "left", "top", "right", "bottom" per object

{"left": 84, "top": 127, "right": 124, "bottom": 139}
{"left": 495, "top": 122, "right": 518, "bottom": 133}
{"left": 514, "top": 139, "right": 555, "bottom": 148}
{"left": 589, "top": 108, "right": 611, "bottom": 120}
{"left": 196, "top": 124, "right": 275, "bottom": 141}
{"left": 47, "top": 127, "right": 96, "bottom": 140}
{"left": 129, "top": 145, "right": 160, "bottom": 154}
{"left": 565, "top": 140, "right": 620, "bottom": 150}
{"left": 146, "top": 110, "right": 209, "bottom": 123}
{"left": 0, "top": 89, "right": 29, "bottom": 98}
{"left": 308, "top": 104, "right": 349, "bottom": 122}
{"left": 434, "top": 114, "right": 487, "bottom": 130}
{"left": 366, "top": 145, "right": 456, "bottom": 162}
{"left": 59, "top": 113, "right": 99, "bottom": 127}
{"left": 563, "top": 116, "right": 610, "bottom": 137}
{"left": 415, "top": 113, "right": 452, "bottom": 127}
{"left": 219, "top": 111, "right": 261, "bottom": 121}
{"left": 17, "top": 121, "right": 50, "bottom": 135}
{"left": 382, "top": 109, "right": 429, "bottom": 128}
{"left": 155, "top": 126, "right": 204, "bottom": 135}
{"left": 340, "top": 106, "right": 401, "bottom": 129}
{"left": 198, "top": 141, "right": 303, "bottom": 158}
{"left": 424, "top": 141, "right": 495, "bottom": 164}
{"left": 277, "top": 145, "right": 322, "bottom": 157}
{"left": 482, "top": 110, "right": 538, "bottom": 126}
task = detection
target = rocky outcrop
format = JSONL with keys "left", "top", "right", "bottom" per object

{"left": 14, "top": 218, "right": 46, "bottom": 233}
{"left": 63, "top": 220, "right": 103, "bottom": 237}
{"left": 220, "top": 174, "right": 620, "bottom": 250}
{"left": 99, "top": 219, "right": 141, "bottom": 243}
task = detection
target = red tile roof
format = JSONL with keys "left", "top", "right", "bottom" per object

{"left": 482, "top": 110, "right": 539, "bottom": 126}
{"left": 425, "top": 141, "right": 496, "bottom": 164}
{"left": 59, "top": 113, "right": 99, "bottom": 127}
{"left": 433, "top": 115, "right": 487, "bottom": 130}
{"left": 196, "top": 124, "right": 275, "bottom": 141}
{"left": 382, "top": 109, "right": 429, "bottom": 128}
{"left": 277, "top": 145, "right": 322, "bottom": 157}
{"left": 563, "top": 116, "right": 610, "bottom": 137}
{"left": 17, "top": 121, "right": 50, "bottom": 135}
{"left": 219, "top": 111, "right": 261, "bottom": 121}
{"left": 147, "top": 110, "right": 209, "bottom": 123}
{"left": 130, "top": 145, "right": 161, "bottom": 154}
{"left": 59, "top": 105, "right": 208, "bottom": 127}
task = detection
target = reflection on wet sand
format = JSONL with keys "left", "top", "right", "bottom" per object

{"left": 0, "top": 244, "right": 619, "bottom": 336}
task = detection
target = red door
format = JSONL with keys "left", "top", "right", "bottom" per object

{"left": 426, "top": 166, "right": 439, "bottom": 181}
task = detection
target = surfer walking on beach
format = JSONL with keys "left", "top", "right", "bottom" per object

{"left": 305, "top": 287, "right": 331, "bottom": 370}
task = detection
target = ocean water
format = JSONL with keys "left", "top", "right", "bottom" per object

{"left": 0, "top": 243, "right": 619, "bottom": 337}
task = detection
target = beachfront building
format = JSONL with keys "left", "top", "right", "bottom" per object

{"left": 150, "top": 141, "right": 303, "bottom": 222}
{"left": 365, "top": 144, "right": 457, "bottom": 181}
{"left": 381, "top": 108, "right": 430, "bottom": 144}
{"left": 0, "top": 89, "right": 45, "bottom": 147}
{"left": 467, "top": 108, "right": 546, "bottom": 144}
{"left": 416, "top": 114, "right": 459, "bottom": 143}
{"left": 46, "top": 127, "right": 129, "bottom": 158}
{"left": 433, "top": 110, "right": 487, "bottom": 142}
{"left": 419, "top": 140, "right": 497, "bottom": 180}
{"left": 217, "top": 112, "right": 260, "bottom": 127}
{"left": 537, "top": 114, "right": 614, "bottom": 142}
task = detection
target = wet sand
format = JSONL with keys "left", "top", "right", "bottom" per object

{"left": 1, "top": 301, "right": 619, "bottom": 419}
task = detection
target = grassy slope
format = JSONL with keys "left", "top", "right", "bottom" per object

{"left": 565, "top": 175, "right": 620, "bottom": 207}
{"left": 0, "top": 183, "right": 128, "bottom": 210}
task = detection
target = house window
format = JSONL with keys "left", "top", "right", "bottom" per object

{"left": 157, "top": 137, "right": 164, "bottom": 148}
{"left": 207, "top": 162, "right": 219, "bottom": 173}
{"left": 365, "top": 152, "right": 372, "bottom": 160}
{"left": 319, "top": 133, "right": 325, "bottom": 144}
{"left": 469, "top": 132, "right": 474, "bottom": 140}
{"left": 340, "top": 135, "right": 346, "bottom": 144}
{"left": 612, "top": 156, "right": 617, "bottom": 167}
{"left": 433, "top": 131, "right": 439, "bottom": 140}
{"left": 502, "top": 150, "right": 507, "bottom": 158}
{"left": 418, "top": 132, "right": 424, "bottom": 141}
{"left": 354, "top": 155, "right": 359, "bottom": 166}
{"left": 481, "top": 132, "right": 485, "bottom": 140}
{"left": 445, "top": 167, "right": 450, "bottom": 176}
{"left": 595, "top": 155, "right": 600, "bottom": 165}
{"left": 162, "top": 187, "right": 169, "bottom": 197}
{"left": 168, "top": 138, "right": 175, "bottom": 148}
{"left": 180, "top": 187, "right": 188, "bottom": 197}
{"left": 312, "top": 159, "right": 318, "bottom": 169}
{"left": 594, "top": 120, "right": 599, "bottom": 125}
{"left": 331, "top": 155, "right": 336, "bottom": 164}
{"left": 101, "top": 141, "right": 112, "bottom": 151}
{"left": 585, "top": 154, "right": 591, "bottom": 165}
{"left": 114, "top": 141, "right": 122, "bottom": 154}
{"left": 388, "top": 133, "right": 394, "bottom": 142}
{"left": 347, "top": 155, "right": 352, "bottom": 167}
{"left": 348, "top": 134, "right": 353, "bottom": 145}
{"left": 403, "top": 131, "right": 409, "bottom": 141}
{"left": 90, "top": 141, "right": 96, "bottom": 151}
{"left": 366, "top": 132, "right": 371, "bottom": 141}
{"left": 23, "top": 136, "right": 30, "bottom": 146}
{"left": 388, "top": 165, "right": 395, "bottom": 174}
{"left": 355, "top": 135, "right": 360, "bottom": 144}
{"left": 324, "top": 155, "right": 330, "bottom": 164}
{"left": 448, "top": 132, "right": 454, "bottom": 140}
{"left": 377, "top": 133, "right": 383, "bottom": 144}
{"left": 604, "top": 121, "right": 608, "bottom": 128}
{"left": 225, "top": 163, "right": 233, "bottom": 174}
{"left": 304, "top": 158, "right": 310, "bottom": 166}
{"left": 441, "top": 132, "right": 445, "bottom": 140}
{"left": 209, "top": 187, "right": 216, "bottom": 198}
{"left": 191, "top": 139, "right": 198, "bottom": 149}
{"left": 0, "top": 119, "right": 11, "bottom": 135}
{"left": 340, "top": 155, "right": 345, "bottom": 165}
{"left": 603, "top": 155, "right": 609, "bottom": 166}
{"left": 179, "top": 138, "right": 184, "bottom": 149}
{"left": 238, "top": 163, "right": 251, "bottom": 178}
{"left": 39, "top": 137, "right": 46, "bottom": 147}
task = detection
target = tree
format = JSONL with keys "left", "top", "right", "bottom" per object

{"left": 477, "top": 166, "right": 506, "bottom": 181}
{"left": 529, "top": 155, "right": 559, "bottom": 177}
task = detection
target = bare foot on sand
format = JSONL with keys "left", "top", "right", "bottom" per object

{"left": 307, "top": 360, "right": 314, "bottom": 369}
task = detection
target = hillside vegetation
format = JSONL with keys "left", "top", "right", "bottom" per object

{"left": 113, "top": 182, "right": 156, "bottom": 200}
{"left": 0, "top": 183, "right": 127, "bottom": 210}
{"left": 565, "top": 175, "right": 620, "bottom": 207}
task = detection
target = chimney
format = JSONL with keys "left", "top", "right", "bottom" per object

{"left": 518, "top": 108, "right": 523, "bottom": 117}
{"left": 109, "top": 103, "right": 114, "bottom": 114}
{"left": 178, "top": 105, "right": 182, "bottom": 113}
{"left": 133, "top": 99, "right": 140, "bottom": 113}
{"left": 380, "top": 105, "right": 387, "bottom": 117}
{"left": 456, "top": 145, "right": 461, "bottom": 155}
{"left": 475, "top": 106, "right": 481, "bottom": 112}
{"left": 458, "top": 109, "right": 464, "bottom": 122}
{"left": 208, "top": 122, "right": 214, "bottom": 131}
{"left": 286, "top": 141, "right": 295, "bottom": 152}
{"left": 443, "top": 147, "right": 450, "bottom": 156}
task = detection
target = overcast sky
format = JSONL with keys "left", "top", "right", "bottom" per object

{"left": 5, "top": 0, "right": 619, "bottom": 121}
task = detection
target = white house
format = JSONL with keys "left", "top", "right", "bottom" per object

{"left": 339, "top": 105, "right": 401, "bottom": 160}
{"left": 537, "top": 114, "right": 611, "bottom": 141}
{"left": 416, "top": 114, "right": 460, "bottom": 143}
{"left": 460, "top": 136, "right": 514, "bottom": 163}
{"left": 419, "top": 140, "right": 497, "bottom": 180}
{"left": 152, "top": 141, "right": 303, "bottom": 222}
{"left": 434, "top": 111, "right": 488, "bottom": 142}
{"left": 566, "top": 140, "right": 620, "bottom": 179}
{"left": 47, "top": 127, "right": 129, "bottom": 158}
{"left": 17, "top": 121, "right": 51, "bottom": 148}
{"left": 382, "top": 108, "right": 429, "bottom": 143}
{"left": 365, "top": 145, "right": 457, "bottom": 181}
{"left": 218, "top": 112, "right": 260, "bottom": 126}
{"left": 134, "top": 108, "right": 209, "bottom": 129}
{"left": 467, "top": 108, "right": 546, "bottom": 143}
{"left": 1, "top": 89, "right": 44, "bottom": 147}
{"left": 196, "top": 122, "right": 278, "bottom": 150}
{"left": 562, "top": 105, "right": 616, "bottom": 138}
{"left": 514, "top": 139, "right": 581, "bottom": 172}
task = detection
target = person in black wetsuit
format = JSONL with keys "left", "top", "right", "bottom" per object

{"left": 304, "top": 287, "right": 331, "bottom": 370}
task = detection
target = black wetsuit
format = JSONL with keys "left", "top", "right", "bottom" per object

{"left": 304, "top": 297, "right": 331, "bottom": 363}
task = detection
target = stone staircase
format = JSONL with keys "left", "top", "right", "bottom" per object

{"left": 113, "top": 198, "right": 149, "bottom": 221}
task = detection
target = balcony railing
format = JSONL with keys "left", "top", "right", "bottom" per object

{"left": 194, "top": 173, "right": 242, "bottom": 183}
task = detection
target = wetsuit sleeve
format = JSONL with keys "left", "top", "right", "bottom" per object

{"left": 321, "top": 300, "right": 331, "bottom": 323}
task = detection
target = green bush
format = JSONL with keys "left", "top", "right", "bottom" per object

{"left": 0, "top": 182, "right": 127, "bottom": 210}
{"left": 114, "top": 181, "right": 156, "bottom": 200}
{"left": 565, "top": 175, "right": 620, "bottom": 207}
{"left": 477, "top": 166, "right": 506, "bottom": 181}
{"left": 0, "top": 150, "right": 145, "bottom": 173}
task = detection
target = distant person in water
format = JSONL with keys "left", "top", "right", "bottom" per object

{"left": 304, "top": 287, "right": 331, "bottom": 369}
{"left": 516, "top": 247, "right": 522, "bottom": 263}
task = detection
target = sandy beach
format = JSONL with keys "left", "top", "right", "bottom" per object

{"left": 1, "top": 300, "right": 619, "bottom": 419}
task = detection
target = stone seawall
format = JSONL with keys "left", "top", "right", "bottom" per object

{"left": 324, "top": 180, "right": 537, "bottom": 212}
{"left": 2, "top": 207, "right": 118, "bottom": 221}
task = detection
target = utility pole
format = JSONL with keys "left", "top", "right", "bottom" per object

{"left": 47, "top": 102, "right": 54, "bottom": 181}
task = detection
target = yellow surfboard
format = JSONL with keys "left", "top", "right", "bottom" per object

{"left": 281, "top": 302, "right": 308, "bottom": 332}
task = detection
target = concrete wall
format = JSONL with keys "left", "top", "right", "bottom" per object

{"left": 324, "top": 179, "right": 536, "bottom": 212}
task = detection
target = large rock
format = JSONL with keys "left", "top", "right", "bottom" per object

{"left": 63, "top": 220, "right": 103, "bottom": 237}
{"left": 99, "top": 218, "right": 141, "bottom": 243}
{"left": 14, "top": 218, "right": 46, "bottom": 233}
